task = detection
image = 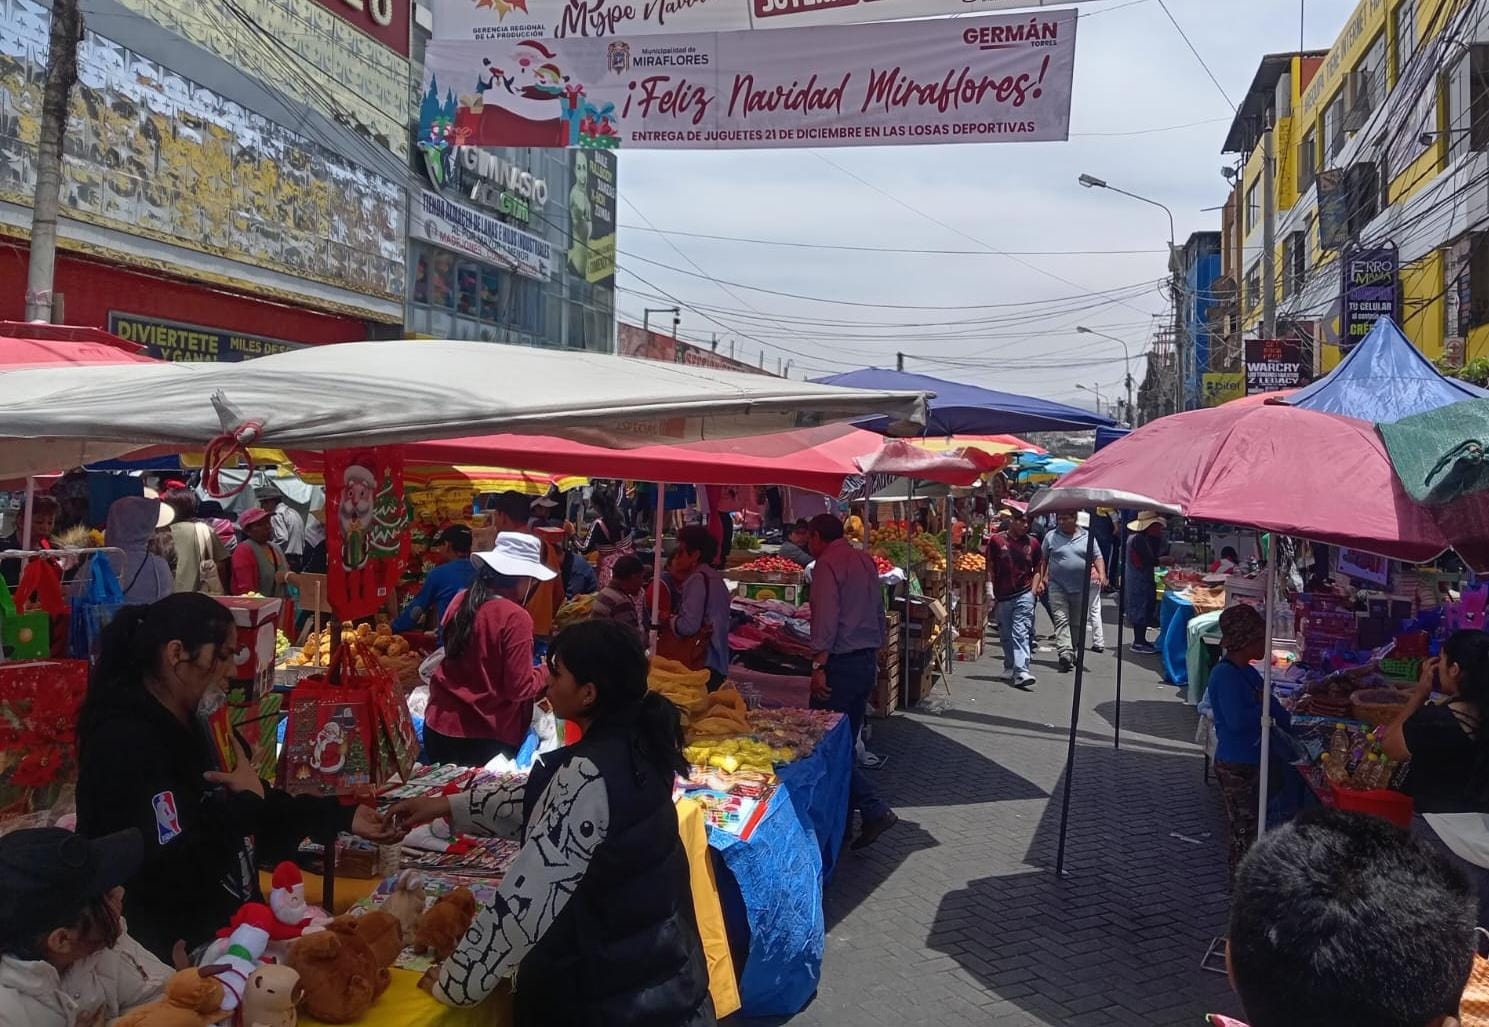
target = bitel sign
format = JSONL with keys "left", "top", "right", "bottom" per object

{"left": 1341, "top": 244, "right": 1399, "bottom": 351}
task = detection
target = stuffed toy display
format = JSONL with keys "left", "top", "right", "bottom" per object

{"left": 286, "top": 914, "right": 397, "bottom": 1024}
{"left": 378, "top": 869, "right": 426, "bottom": 942}
{"left": 240, "top": 965, "right": 303, "bottom": 1027}
{"left": 412, "top": 886, "right": 477, "bottom": 962}
{"left": 263, "top": 861, "right": 330, "bottom": 961}
{"left": 198, "top": 904, "right": 275, "bottom": 1013}
{"left": 110, "top": 968, "right": 229, "bottom": 1027}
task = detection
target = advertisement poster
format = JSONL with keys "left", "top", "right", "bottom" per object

{"left": 1244, "top": 338, "right": 1305, "bottom": 394}
{"left": 1201, "top": 372, "right": 1245, "bottom": 407}
{"left": 108, "top": 313, "right": 302, "bottom": 363}
{"left": 1341, "top": 244, "right": 1399, "bottom": 351}
{"left": 618, "top": 324, "right": 766, "bottom": 374}
{"left": 412, "top": 189, "right": 556, "bottom": 280}
{"left": 569, "top": 150, "right": 617, "bottom": 287}
{"left": 324, "top": 448, "right": 410, "bottom": 622}
{"left": 432, "top": 0, "right": 1087, "bottom": 40}
{"left": 420, "top": 11, "right": 1077, "bottom": 150}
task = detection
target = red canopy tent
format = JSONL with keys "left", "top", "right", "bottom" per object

{"left": 0, "top": 322, "right": 154, "bottom": 367}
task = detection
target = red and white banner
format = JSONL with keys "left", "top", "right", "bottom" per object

{"left": 431, "top": 0, "right": 1089, "bottom": 40}
{"left": 419, "top": 11, "right": 1077, "bottom": 150}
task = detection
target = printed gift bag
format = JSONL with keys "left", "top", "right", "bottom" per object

{"left": 0, "top": 562, "right": 63, "bottom": 660}
{"left": 278, "top": 641, "right": 408, "bottom": 796}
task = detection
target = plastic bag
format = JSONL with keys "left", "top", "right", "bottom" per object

{"left": 69, "top": 557, "right": 125, "bottom": 662}
{"left": 418, "top": 646, "right": 445, "bottom": 685}
{"left": 513, "top": 700, "right": 560, "bottom": 769}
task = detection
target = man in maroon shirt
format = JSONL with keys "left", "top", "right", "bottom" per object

{"left": 987, "top": 509, "right": 1042, "bottom": 689}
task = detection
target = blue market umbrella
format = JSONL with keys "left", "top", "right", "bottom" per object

{"left": 812, "top": 368, "right": 1115, "bottom": 435}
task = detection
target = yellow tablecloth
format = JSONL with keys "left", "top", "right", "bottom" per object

{"left": 262, "top": 798, "right": 740, "bottom": 1023}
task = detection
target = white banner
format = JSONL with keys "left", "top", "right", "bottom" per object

{"left": 432, "top": 0, "right": 1089, "bottom": 40}
{"left": 419, "top": 11, "right": 1076, "bottom": 150}
{"left": 411, "top": 189, "right": 555, "bottom": 279}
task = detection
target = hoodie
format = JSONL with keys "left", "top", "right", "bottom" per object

{"left": 0, "top": 925, "right": 169, "bottom": 1027}
{"left": 103, "top": 498, "right": 172, "bottom": 604}
{"left": 74, "top": 682, "right": 354, "bottom": 962}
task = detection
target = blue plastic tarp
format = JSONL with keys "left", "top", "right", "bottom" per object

{"left": 1094, "top": 426, "right": 1131, "bottom": 451}
{"left": 812, "top": 368, "right": 1116, "bottom": 435}
{"left": 707, "top": 715, "right": 852, "bottom": 1017}
{"left": 1283, "top": 318, "right": 1489, "bottom": 423}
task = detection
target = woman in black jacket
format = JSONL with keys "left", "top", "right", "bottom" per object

{"left": 75, "top": 593, "right": 401, "bottom": 962}
{"left": 389, "top": 619, "right": 715, "bottom": 1027}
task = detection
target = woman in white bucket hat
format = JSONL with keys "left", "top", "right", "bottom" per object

{"left": 424, "top": 532, "right": 558, "bottom": 767}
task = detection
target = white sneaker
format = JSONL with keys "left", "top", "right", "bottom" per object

{"left": 1014, "top": 671, "right": 1037, "bottom": 690}
{"left": 858, "top": 750, "right": 886, "bottom": 768}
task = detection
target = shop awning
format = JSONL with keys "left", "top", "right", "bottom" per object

{"left": 0, "top": 340, "right": 928, "bottom": 480}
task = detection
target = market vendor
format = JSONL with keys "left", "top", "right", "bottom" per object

{"left": 1209, "top": 603, "right": 1292, "bottom": 880}
{"left": 256, "top": 485, "right": 305, "bottom": 572}
{"left": 665, "top": 526, "right": 731, "bottom": 689}
{"left": 73, "top": 594, "right": 402, "bottom": 962}
{"left": 1123, "top": 511, "right": 1174, "bottom": 654}
{"left": 807, "top": 513, "right": 898, "bottom": 850}
{"left": 490, "top": 491, "right": 563, "bottom": 638}
{"left": 229, "top": 507, "right": 289, "bottom": 597}
{"left": 778, "top": 519, "right": 813, "bottom": 567}
{"left": 561, "top": 534, "right": 599, "bottom": 599}
{"left": 425, "top": 534, "right": 554, "bottom": 766}
{"left": 387, "top": 620, "right": 716, "bottom": 1026}
{"left": 391, "top": 524, "right": 476, "bottom": 638}
{"left": 1380, "top": 630, "right": 1489, "bottom": 921}
{"left": 583, "top": 484, "right": 632, "bottom": 589}
{"left": 0, "top": 494, "right": 58, "bottom": 587}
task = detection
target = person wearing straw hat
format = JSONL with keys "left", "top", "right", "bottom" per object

{"left": 425, "top": 533, "right": 556, "bottom": 767}
{"left": 1122, "top": 511, "right": 1173, "bottom": 654}
{"left": 1210, "top": 603, "right": 1292, "bottom": 880}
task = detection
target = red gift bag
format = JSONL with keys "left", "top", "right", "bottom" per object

{"left": 0, "top": 659, "right": 89, "bottom": 827}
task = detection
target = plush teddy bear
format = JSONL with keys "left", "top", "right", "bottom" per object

{"left": 285, "top": 915, "right": 393, "bottom": 1024}
{"left": 239, "top": 964, "right": 302, "bottom": 1027}
{"left": 412, "top": 886, "right": 477, "bottom": 962}
{"left": 110, "top": 968, "right": 228, "bottom": 1027}
{"left": 351, "top": 910, "right": 404, "bottom": 969}
{"left": 378, "top": 869, "right": 426, "bottom": 943}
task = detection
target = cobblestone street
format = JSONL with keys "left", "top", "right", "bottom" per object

{"left": 735, "top": 602, "right": 1242, "bottom": 1026}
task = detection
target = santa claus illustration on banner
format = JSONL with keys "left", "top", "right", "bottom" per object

{"left": 460, "top": 38, "right": 570, "bottom": 147}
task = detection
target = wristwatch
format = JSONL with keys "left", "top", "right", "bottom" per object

{"left": 812, "top": 658, "right": 827, "bottom": 672}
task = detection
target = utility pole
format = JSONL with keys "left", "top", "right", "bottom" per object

{"left": 896, "top": 352, "right": 904, "bottom": 371}
{"left": 24, "top": 0, "right": 82, "bottom": 323}
{"left": 1261, "top": 113, "right": 1278, "bottom": 341}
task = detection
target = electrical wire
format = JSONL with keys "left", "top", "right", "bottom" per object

{"left": 1156, "top": 0, "right": 1237, "bottom": 112}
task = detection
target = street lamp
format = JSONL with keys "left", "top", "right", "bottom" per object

{"left": 1077, "top": 173, "right": 1183, "bottom": 416}
{"left": 1075, "top": 382, "right": 1105, "bottom": 418}
{"left": 643, "top": 306, "right": 681, "bottom": 336}
{"left": 1076, "top": 326, "right": 1134, "bottom": 425}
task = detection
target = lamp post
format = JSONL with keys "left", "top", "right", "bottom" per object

{"left": 643, "top": 306, "right": 681, "bottom": 337}
{"left": 1076, "top": 326, "right": 1134, "bottom": 425}
{"left": 1078, "top": 174, "right": 1182, "bottom": 416}
{"left": 1075, "top": 382, "right": 1105, "bottom": 418}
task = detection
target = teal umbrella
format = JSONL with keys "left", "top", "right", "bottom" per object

{"left": 1378, "top": 398, "right": 1489, "bottom": 505}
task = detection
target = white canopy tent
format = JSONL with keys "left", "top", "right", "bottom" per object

{"left": 0, "top": 340, "right": 929, "bottom": 479}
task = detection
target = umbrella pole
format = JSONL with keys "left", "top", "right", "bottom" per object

{"left": 18, "top": 477, "right": 34, "bottom": 574}
{"left": 945, "top": 495, "right": 954, "bottom": 682}
{"left": 1114, "top": 522, "right": 1127, "bottom": 750}
{"left": 1055, "top": 523, "right": 1099, "bottom": 877}
{"left": 648, "top": 482, "right": 666, "bottom": 654}
{"left": 902, "top": 477, "right": 912, "bottom": 702}
{"left": 1256, "top": 532, "right": 1277, "bottom": 842}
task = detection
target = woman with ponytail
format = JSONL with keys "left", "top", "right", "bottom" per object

{"left": 387, "top": 619, "right": 714, "bottom": 1026}
{"left": 74, "top": 594, "right": 403, "bottom": 963}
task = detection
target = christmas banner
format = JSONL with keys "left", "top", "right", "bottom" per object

{"left": 431, "top": 0, "right": 1089, "bottom": 40}
{"left": 325, "top": 447, "right": 412, "bottom": 621}
{"left": 419, "top": 10, "right": 1077, "bottom": 151}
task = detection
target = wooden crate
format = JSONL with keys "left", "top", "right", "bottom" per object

{"left": 954, "top": 636, "right": 984, "bottom": 662}
{"left": 870, "top": 669, "right": 899, "bottom": 718}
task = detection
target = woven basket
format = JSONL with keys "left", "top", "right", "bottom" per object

{"left": 1349, "top": 687, "right": 1411, "bottom": 726}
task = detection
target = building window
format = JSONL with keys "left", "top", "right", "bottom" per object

{"left": 1471, "top": 235, "right": 1489, "bottom": 330}
{"left": 1283, "top": 231, "right": 1307, "bottom": 299}
{"left": 1445, "top": 46, "right": 1489, "bottom": 160}
{"left": 1298, "top": 128, "right": 1317, "bottom": 192}
{"left": 1245, "top": 182, "right": 1260, "bottom": 233}
{"left": 1323, "top": 92, "right": 1345, "bottom": 160}
{"left": 1244, "top": 264, "right": 1261, "bottom": 313}
{"left": 1351, "top": 33, "right": 1387, "bottom": 123}
{"left": 1396, "top": 0, "right": 1417, "bottom": 79}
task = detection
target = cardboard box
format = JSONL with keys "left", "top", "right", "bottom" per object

{"left": 954, "top": 637, "right": 984, "bottom": 662}
{"left": 737, "top": 581, "right": 803, "bottom": 604}
{"left": 214, "top": 596, "right": 283, "bottom": 699}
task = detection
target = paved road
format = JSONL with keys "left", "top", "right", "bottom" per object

{"left": 731, "top": 601, "right": 1242, "bottom": 1026}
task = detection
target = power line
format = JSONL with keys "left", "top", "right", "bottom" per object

{"left": 616, "top": 225, "right": 1167, "bottom": 257}
{"left": 1156, "top": 0, "right": 1237, "bottom": 112}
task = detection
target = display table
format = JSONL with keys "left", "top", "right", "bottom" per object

{"left": 707, "top": 713, "right": 852, "bottom": 1017}
{"left": 261, "top": 798, "right": 741, "bottom": 1021}
{"left": 1184, "top": 610, "right": 1222, "bottom": 705}
{"left": 1158, "top": 590, "right": 1196, "bottom": 686}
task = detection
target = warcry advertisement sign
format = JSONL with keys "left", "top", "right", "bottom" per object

{"left": 1244, "top": 338, "right": 1306, "bottom": 394}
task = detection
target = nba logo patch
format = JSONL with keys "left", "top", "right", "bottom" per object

{"left": 152, "top": 791, "right": 181, "bottom": 845}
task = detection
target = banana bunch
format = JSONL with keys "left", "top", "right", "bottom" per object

{"left": 684, "top": 737, "right": 796, "bottom": 773}
{"left": 648, "top": 657, "right": 712, "bottom": 723}
{"left": 686, "top": 687, "right": 751, "bottom": 739}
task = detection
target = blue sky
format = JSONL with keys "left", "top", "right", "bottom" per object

{"left": 614, "top": 0, "right": 1357, "bottom": 407}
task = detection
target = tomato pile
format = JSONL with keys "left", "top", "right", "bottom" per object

{"left": 873, "top": 555, "right": 896, "bottom": 576}
{"left": 735, "top": 555, "right": 803, "bottom": 574}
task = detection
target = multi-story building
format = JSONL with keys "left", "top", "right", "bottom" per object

{"left": 1180, "top": 231, "right": 1223, "bottom": 405}
{"left": 1223, "top": 0, "right": 1489, "bottom": 375}
{"left": 0, "top": 0, "right": 412, "bottom": 355}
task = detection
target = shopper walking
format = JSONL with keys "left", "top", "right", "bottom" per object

{"left": 987, "top": 509, "right": 1041, "bottom": 689}
{"left": 806, "top": 514, "right": 897, "bottom": 849}
{"left": 1039, "top": 511, "right": 1105, "bottom": 672}
{"left": 160, "top": 489, "right": 228, "bottom": 595}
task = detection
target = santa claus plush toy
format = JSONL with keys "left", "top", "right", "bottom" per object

{"left": 261, "top": 860, "right": 328, "bottom": 961}
{"left": 201, "top": 902, "right": 274, "bottom": 1012}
